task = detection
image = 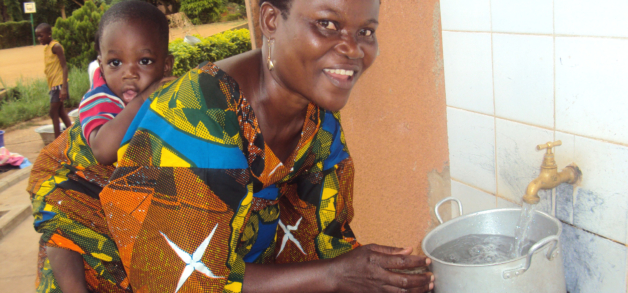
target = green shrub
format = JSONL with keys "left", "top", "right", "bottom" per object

{"left": 180, "top": 0, "right": 225, "bottom": 25}
{"left": 0, "top": 21, "right": 32, "bottom": 49}
{"left": 53, "top": 1, "right": 108, "bottom": 69}
{"left": 224, "top": 13, "right": 242, "bottom": 21}
{"left": 0, "top": 67, "right": 90, "bottom": 128}
{"left": 169, "top": 28, "right": 251, "bottom": 77}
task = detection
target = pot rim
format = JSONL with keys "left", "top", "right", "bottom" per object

{"left": 421, "top": 208, "right": 562, "bottom": 267}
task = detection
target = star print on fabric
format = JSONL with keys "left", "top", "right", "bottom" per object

{"left": 160, "top": 224, "right": 224, "bottom": 293}
{"left": 277, "top": 217, "right": 306, "bottom": 256}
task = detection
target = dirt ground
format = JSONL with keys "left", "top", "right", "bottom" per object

{"left": 0, "top": 19, "right": 248, "bottom": 89}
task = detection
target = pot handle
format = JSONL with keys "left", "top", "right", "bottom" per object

{"left": 502, "top": 235, "right": 559, "bottom": 279}
{"left": 435, "top": 197, "right": 463, "bottom": 224}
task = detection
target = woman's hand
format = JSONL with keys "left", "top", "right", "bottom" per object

{"left": 329, "top": 244, "right": 434, "bottom": 293}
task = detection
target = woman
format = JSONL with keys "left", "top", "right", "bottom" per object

{"left": 99, "top": 0, "right": 435, "bottom": 292}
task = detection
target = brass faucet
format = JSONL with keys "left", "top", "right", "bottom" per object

{"left": 522, "top": 141, "right": 582, "bottom": 204}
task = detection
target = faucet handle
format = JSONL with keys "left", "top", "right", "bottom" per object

{"left": 537, "top": 140, "right": 562, "bottom": 154}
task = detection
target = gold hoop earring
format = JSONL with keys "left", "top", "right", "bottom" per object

{"left": 267, "top": 39, "right": 275, "bottom": 71}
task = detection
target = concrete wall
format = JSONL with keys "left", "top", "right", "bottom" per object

{"left": 342, "top": 0, "right": 449, "bottom": 249}
{"left": 440, "top": 0, "right": 628, "bottom": 291}
{"left": 244, "top": 0, "right": 450, "bottom": 250}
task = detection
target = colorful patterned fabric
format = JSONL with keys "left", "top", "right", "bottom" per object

{"left": 79, "top": 76, "right": 125, "bottom": 146}
{"left": 43, "top": 40, "right": 64, "bottom": 89}
{"left": 100, "top": 62, "right": 359, "bottom": 292}
{"left": 27, "top": 120, "right": 131, "bottom": 292}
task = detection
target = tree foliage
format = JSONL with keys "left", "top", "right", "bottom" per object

{"left": 1, "top": 0, "right": 23, "bottom": 22}
{"left": 180, "top": 0, "right": 224, "bottom": 25}
{"left": 52, "top": 0, "right": 107, "bottom": 68}
{"left": 169, "top": 28, "right": 250, "bottom": 76}
{"left": 15, "top": 0, "right": 82, "bottom": 25}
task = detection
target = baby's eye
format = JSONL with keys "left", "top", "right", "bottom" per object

{"left": 139, "top": 58, "right": 154, "bottom": 65}
{"left": 358, "top": 29, "right": 375, "bottom": 37}
{"left": 318, "top": 20, "right": 338, "bottom": 31}
{"left": 108, "top": 60, "right": 121, "bottom": 67}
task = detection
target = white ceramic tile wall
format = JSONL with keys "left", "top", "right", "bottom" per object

{"left": 447, "top": 108, "right": 496, "bottom": 193}
{"left": 491, "top": 0, "right": 553, "bottom": 34}
{"left": 442, "top": 32, "right": 494, "bottom": 114}
{"left": 555, "top": 0, "right": 628, "bottom": 38}
{"left": 495, "top": 119, "right": 553, "bottom": 204}
{"left": 566, "top": 135, "right": 628, "bottom": 243}
{"left": 450, "top": 180, "right": 497, "bottom": 218}
{"left": 555, "top": 37, "right": 628, "bottom": 145}
{"left": 440, "top": 0, "right": 628, "bottom": 291}
{"left": 440, "top": 0, "right": 491, "bottom": 32}
{"left": 493, "top": 34, "right": 554, "bottom": 128}
{"left": 561, "top": 224, "right": 627, "bottom": 292}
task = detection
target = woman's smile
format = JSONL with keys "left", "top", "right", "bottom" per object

{"left": 323, "top": 68, "right": 357, "bottom": 89}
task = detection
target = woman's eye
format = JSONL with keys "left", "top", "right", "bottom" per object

{"left": 108, "top": 60, "right": 121, "bottom": 67}
{"left": 140, "top": 58, "right": 154, "bottom": 65}
{"left": 318, "top": 20, "right": 338, "bottom": 31}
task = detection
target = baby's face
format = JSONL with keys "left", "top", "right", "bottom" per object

{"left": 98, "top": 20, "right": 172, "bottom": 103}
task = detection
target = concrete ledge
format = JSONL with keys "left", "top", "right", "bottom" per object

{"left": 230, "top": 23, "right": 248, "bottom": 31}
{"left": 0, "top": 165, "right": 32, "bottom": 194}
{"left": 0, "top": 204, "right": 31, "bottom": 241}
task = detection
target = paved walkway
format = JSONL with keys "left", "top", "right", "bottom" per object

{"left": 0, "top": 178, "right": 38, "bottom": 292}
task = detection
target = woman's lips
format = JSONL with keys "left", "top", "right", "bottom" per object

{"left": 323, "top": 68, "right": 356, "bottom": 89}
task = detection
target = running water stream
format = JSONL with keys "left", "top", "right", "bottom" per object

{"left": 510, "top": 202, "right": 537, "bottom": 258}
{"left": 430, "top": 201, "right": 540, "bottom": 264}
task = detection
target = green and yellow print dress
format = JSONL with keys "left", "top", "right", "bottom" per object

{"left": 100, "top": 62, "right": 359, "bottom": 292}
{"left": 27, "top": 120, "right": 131, "bottom": 292}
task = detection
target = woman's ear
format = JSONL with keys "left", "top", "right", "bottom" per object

{"left": 259, "top": 2, "right": 280, "bottom": 39}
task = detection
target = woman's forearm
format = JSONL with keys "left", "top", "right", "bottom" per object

{"left": 243, "top": 260, "right": 336, "bottom": 293}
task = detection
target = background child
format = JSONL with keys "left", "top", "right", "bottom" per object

{"left": 35, "top": 23, "right": 72, "bottom": 138}
{"left": 27, "top": 1, "right": 173, "bottom": 292}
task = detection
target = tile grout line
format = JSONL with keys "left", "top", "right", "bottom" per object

{"left": 442, "top": 29, "right": 628, "bottom": 40}
{"left": 561, "top": 221, "right": 627, "bottom": 246}
{"left": 446, "top": 105, "right": 628, "bottom": 148}
{"left": 451, "top": 178, "right": 522, "bottom": 206}
{"left": 551, "top": 0, "right": 557, "bottom": 217}
{"left": 489, "top": 0, "right": 499, "bottom": 209}
{"left": 454, "top": 177, "right": 628, "bottom": 247}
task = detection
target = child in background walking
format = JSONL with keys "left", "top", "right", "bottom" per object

{"left": 35, "top": 23, "right": 72, "bottom": 138}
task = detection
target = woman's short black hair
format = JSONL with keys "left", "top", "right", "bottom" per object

{"left": 259, "top": 0, "right": 292, "bottom": 18}
{"left": 95, "top": 0, "right": 169, "bottom": 54}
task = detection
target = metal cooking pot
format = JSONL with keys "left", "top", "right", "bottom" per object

{"left": 422, "top": 197, "right": 566, "bottom": 292}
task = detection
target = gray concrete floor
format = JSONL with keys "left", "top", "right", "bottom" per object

{"left": 0, "top": 178, "right": 39, "bottom": 293}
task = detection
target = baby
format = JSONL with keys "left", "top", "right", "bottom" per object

{"left": 27, "top": 1, "right": 173, "bottom": 292}
{"left": 79, "top": 0, "right": 174, "bottom": 165}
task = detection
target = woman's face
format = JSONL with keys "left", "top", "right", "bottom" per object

{"left": 270, "top": 0, "right": 380, "bottom": 112}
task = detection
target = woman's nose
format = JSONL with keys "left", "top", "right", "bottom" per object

{"left": 336, "top": 32, "right": 364, "bottom": 60}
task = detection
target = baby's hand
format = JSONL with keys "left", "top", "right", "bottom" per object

{"left": 138, "top": 77, "right": 178, "bottom": 101}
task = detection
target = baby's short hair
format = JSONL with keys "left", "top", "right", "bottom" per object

{"left": 95, "top": 0, "right": 169, "bottom": 53}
